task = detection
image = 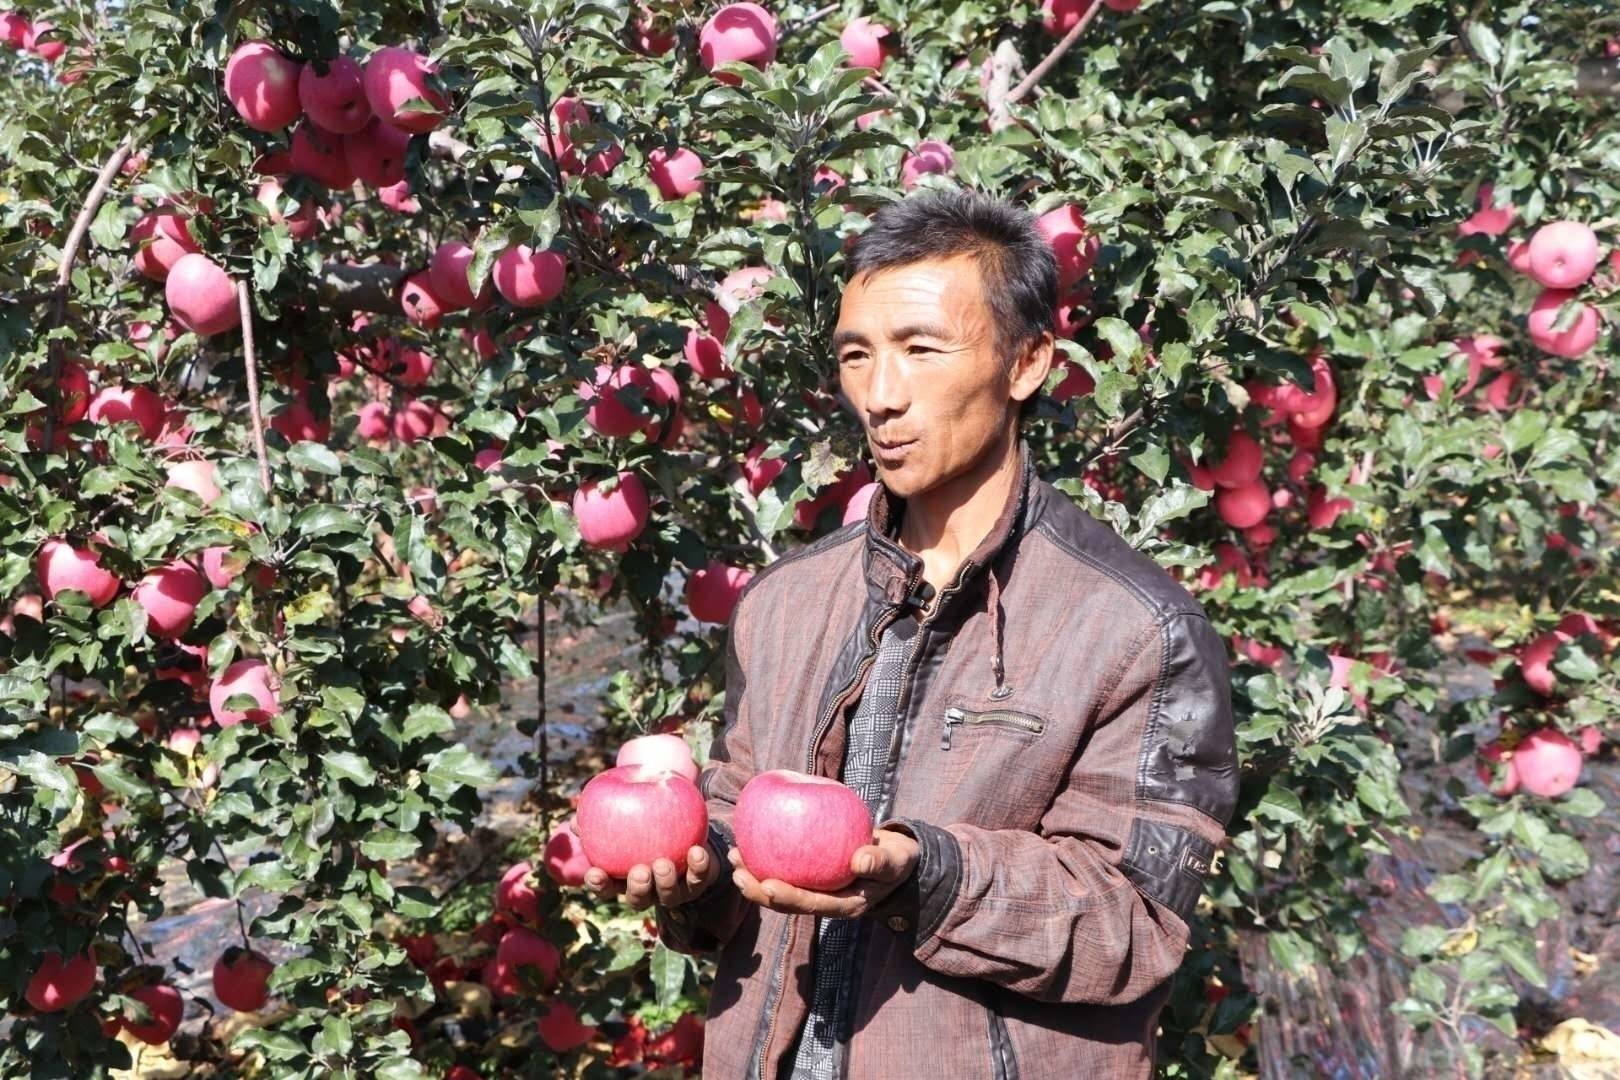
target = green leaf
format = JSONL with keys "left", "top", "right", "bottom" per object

{"left": 650, "top": 940, "right": 688, "bottom": 1009}
{"left": 286, "top": 441, "right": 341, "bottom": 475}
{"left": 359, "top": 828, "right": 420, "bottom": 861}
{"left": 323, "top": 751, "right": 378, "bottom": 786}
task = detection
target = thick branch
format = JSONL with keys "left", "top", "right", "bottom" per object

{"left": 237, "top": 282, "right": 272, "bottom": 492}
{"left": 1575, "top": 57, "right": 1620, "bottom": 95}
{"left": 984, "top": 40, "right": 1025, "bottom": 132}
{"left": 316, "top": 261, "right": 407, "bottom": 313}
{"left": 1008, "top": 3, "right": 1104, "bottom": 105}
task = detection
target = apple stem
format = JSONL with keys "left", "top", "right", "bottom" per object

{"left": 237, "top": 281, "right": 273, "bottom": 493}
{"left": 1008, "top": 0, "right": 1105, "bottom": 107}
{"left": 42, "top": 131, "right": 140, "bottom": 451}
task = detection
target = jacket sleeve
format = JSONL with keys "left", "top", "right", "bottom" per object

{"left": 655, "top": 595, "right": 758, "bottom": 954}
{"left": 879, "top": 610, "right": 1240, "bottom": 1005}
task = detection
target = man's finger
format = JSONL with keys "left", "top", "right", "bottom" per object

{"left": 584, "top": 867, "right": 622, "bottom": 899}
{"left": 685, "top": 845, "right": 710, "bottom": 890}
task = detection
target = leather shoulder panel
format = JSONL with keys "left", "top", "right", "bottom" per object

{"left": 1138, "top": 612, "right": 1239, "bottom": 827}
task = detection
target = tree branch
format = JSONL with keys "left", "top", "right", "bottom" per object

{"left": 315, "top": 261, "right": 407, "bottom": 313}
{"left": 1008, "top": 3, "right": 1104, "bottom": 106}
{"left": 984, "top": 40, "right": 1025, "bottom": 132}
{"left": 237, "top": 281, "right": 272, "bottom": 493}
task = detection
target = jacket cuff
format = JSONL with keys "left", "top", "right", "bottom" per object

{"left": 871, "top": 818, "right": 962, "bottom": 942}
{"left": 657, "top": 821, "right": 738, "bottom": 952}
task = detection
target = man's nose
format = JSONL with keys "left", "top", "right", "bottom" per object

{"left": 864, "top": 350, "right": 910, "bottom": 418}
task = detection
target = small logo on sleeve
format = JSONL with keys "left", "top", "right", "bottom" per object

{"left": 1182, "top": 848, "right": 1210, "bottom": 876}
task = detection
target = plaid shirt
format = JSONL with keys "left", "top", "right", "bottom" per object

{"left": 786, "top": 617, "right": 921, "bottom": 1079}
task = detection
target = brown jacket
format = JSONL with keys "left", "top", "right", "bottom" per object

{"left": 659, "top": 439, "right": 1240, "bottom": 1080}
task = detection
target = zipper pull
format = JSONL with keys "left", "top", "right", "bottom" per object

{"left": 942, "top": 707, "right": 964, "bottom": 750}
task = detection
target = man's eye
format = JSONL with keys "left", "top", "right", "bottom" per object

{"left": 908, "top": 344, "right": 937, "bottom": 354}
{"left": 839, "top": 352, "right": 865, "bottom": 363}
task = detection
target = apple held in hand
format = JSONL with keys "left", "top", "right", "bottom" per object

{"left": 734, "top": 770, "right": 873, "bottom": 891}
{"left": 575, "top": 765, "right": 707, "bottom": 878}
{"left": 616, "top": 732, "right": 699, "bottom": 783}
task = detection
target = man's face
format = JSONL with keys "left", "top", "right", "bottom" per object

{"left": 833, "top": 255, "right": 1048, "bottom": 500}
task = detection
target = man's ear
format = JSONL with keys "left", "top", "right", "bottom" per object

{"left": 1009, "top": 332, "right": 1056, "bottom": 405}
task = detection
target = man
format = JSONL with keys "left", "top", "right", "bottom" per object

{"left": 583, "top": 189, "right": 1240, "bottom": 1079}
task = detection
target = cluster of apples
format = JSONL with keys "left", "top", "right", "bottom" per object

{"left": 1458, "top": 185, "right": 1609, "bottom": 359}
{"left": 0, "top": 9, "right": 63, "bottom": 62}
{"left": 22, "top": 943, "right": 273, "bottom": 1039}
{"left": 1041, "top": 0, "right": 1142, "bottom": 34}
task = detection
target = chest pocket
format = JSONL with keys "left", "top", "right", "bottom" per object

{"left": 940, "top": 705, "right": 1046, "bottom": 750}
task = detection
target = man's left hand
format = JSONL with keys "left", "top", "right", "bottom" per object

{"left": 728, "top": 827, "right": 920, "bottom": 918}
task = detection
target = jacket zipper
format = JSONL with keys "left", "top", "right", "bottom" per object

{"left": 987, "top": 1003, "right": 1015, "bottom": 1080}
{"left": 753, "top": 567, "right": 921, "bottom": 1080}
{"left": 941, "top": 707, "right": 1045, "bottom": 750}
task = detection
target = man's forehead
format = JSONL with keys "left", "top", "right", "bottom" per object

{"left": 837, "top": 257, "right": 988, "bottom": 328}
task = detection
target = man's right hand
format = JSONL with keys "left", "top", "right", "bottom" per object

{"left": 583, "top": 843, "right": 722, "bottom": 912}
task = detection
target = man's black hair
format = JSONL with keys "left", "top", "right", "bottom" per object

{"left": 844, "top": 189, "right": 1060, "bottom": 418}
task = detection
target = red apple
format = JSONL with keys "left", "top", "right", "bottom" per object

{"left": 615, "top": 733, "right": 699, "bottom": 783}
{"left": 391, "top": 397, "right": 441, "bottom": 443}
{"left": 37, "top": 538, "right": 120, "bottom": 607}
{"left": 298, "top": 55, "right": 372, "bottom": 133}
{"left": 841, "top": 481, "right": 879, "bottom": 526}
{"left": 742, "top": 442, "right": 785, "bottom": 495}
{"left": 344, "top": 117, "right": 412, "bottom": 187}
{"left": 1527, "top": 289, "right": 1600, "bottom": 358}
{"left": 572, "top": 472, "right": 650, "bottom": 552}
{"left": 1215, "top": 480, "right": 1270, "bottom": 529}
{"left": 575, "top": 765, "right": 708, "bottom": 877}
{"left": 580, "top": 363, "right": 656, "bottom": 437}
{"left": 1035, "top": 204, "right": 1099, "bottom": 290}
{"left": 487, "top": 927, "right": 559, "bottom": 995}
{"left": 131, "top": 210, "right": 200, "bottom": 282}
{"left": 25, "top": 950, "right": 97, "bottom": 1012}
{"left": 793, "top": 463, "right": 872, "bottom": 530}
{"left": 255, "top": 178, "right": 318, "bottom": 241}
{"left": 363, "top": 46, "right": 448, "bottom": 133}
{"left": 356, "top": 401, "right": 391, "bottom": 442}
{"left": 88, "top": 384, "right": 167, "bottom": 440}
{"left": 225, "top": 41, "right": 302, "bottom": 132}
{"left": 699, "top": 3, "right": 779, "bottom": 84}
{"left": 397, "top": 347, "right": 435, "bottom": 386}
{"left": 429, "top": 240, "right": 492, "bottom": 310}
{"left": 900, "top": 140, "right": 955, "bottom": 190}
{"left": 1041, "top": 0, "right": 1095, "bottom": 36}
{"left": 290, "top": 119, "right": 358, "bottom": 189}
{"left": 213, "top": 947, "right": 274, "bottom": 1012}
{"left": 1526, "top": 220, "right": 1599, "bottom": 290}
{"left": 1519, "top": 630, "right": 1570, "bottom": 697}
{"left": 543, "top": 817, "right": 591, "bottom": 886}
{"left": 685, "top": 562, "right": 754, "bottom": 625}
{"left": 270, "top": 394, "right": 331, "bottom": 443}
{"left": 1457, "top": 182, "right": 1515, "bottom": 237}
{"left": 495, "top": 861, "right": 542, "bottom": 925}
{"left": 124, "top": 983, "right": 183, "bottom": 1045}
{"left": 537, "top": 999, "right": 598, "bottom": 1052}
{"left": 1514, "top": 728, "right": 1582, "bottom": 797}
{"left": 840, "top": 16, "right": 893, "bottom": 70}
{"left": 734, "top": 770, "right": 873, "bottom": 891}
{"left": 648, "top": 146, "right": 705, "bottom": 200}
{"left": 132, "top": 560, "right": 209, "bottom": 639}
{"left": 493, "top": 245, "right": 567, "bottom": 307}
{"left": 209, "top": 658, "right": 280, "bottom": 727}
{"left": 400, "top": 271, "right": 448, "bottom": 329}
{"left": 166, "top": 253, "right": 240, "bottom": 337}
{"left": 1208, "top": 430, "right": 1262, "bottom": 489}
{"left": 377, "top": 178, "right": 420, "bottom": 213}
{"left": 1, "top": 12, "right": 28, "bottom": 48}
{"left": 1477, "top": 739, "right": 1520, "bottom": 795}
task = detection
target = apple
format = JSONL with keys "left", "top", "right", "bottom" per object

{"left": 1457, "top": 183, "right": 1515, "bottom": 237}
{"left": 645, "top": 1013, "right": 705, "bottom": 1070}
{"left": 356, "top": 400, "right": 391, "bottom": 442}
{"left": 543, "top": 817, "right": 591, "bottom": 885}
{"left": 537, "top": 999, "right": 598, "bottom": 1052}
{"left": 377, "top": 178, "right": 420, "bottom": 213}
{"left": 124, "top": 982, "right": 183, "bottom": 1045}
{"left": 344, "top": 117, "right": 412, "bottom": 187}
{"left": 580, "top": 363, "right": 656, "bottom": 437}
{"left": 88, "top": 384, "right": 167, "bottom": 440}
{"left": 684, "top": 327, "right": 728, "bottom": 381}
{"left": 700, "top": 3, "right": 778, "bottom": 84}
{"left": 646, "top": 367, "right": 683, "bottom": 447}
{"left": 224, "top": 42, "right": 301, "bottom": 131}
{"left": 400, "top": 271, "right": 448, "bottom": 329}
{"left": 1519, "top": 629, "right": 1569, "bottom": 697}
{"left": 1035, "top": 205, "right": 1100, "bottom": 290}
{"left": 210, "top": 658, "right": 280, "bottom": 727}
{"left": 131, "top": 210, "right": 200, "bottom": 282}
{"left": 493, "top": 245, "right": 567, "bottom": 307}
{"left": 1041, "top": 0, "right": 1095, "bottom": 36}
{"left": 495, "top": 861, "right": 542, "bottom": 925}
{"left": 572, "top": 472, "right": 650, "bottom": 552}
{"left": 1526, "top": 220, "right": 1599, "bottom": 290}
{"left": 793, "top": 463, "right": 873, "bottom": 530}
{"left": 255, "top": 177, "right": 318, "bottom": 241}
{"left": 841, "top": 16, "right": 894, "bottom": 71}
{"left": 132, "top": 560, "right": 209, "bottom": 639}
{"left": 1102, "top": 0, "right": 1140, "bottom": 9}
{"left": 429, "top": 240, "right": 493, "bottom": 309}
{"left": 616, "top": 732, "right": 700, "bottom": 783}
{"left": 1208, "top": 430, "right": 1262, "bottom": 489}
{"left": 165, "top": 252, "right": 240, "bottom": 337}
{"left": 25, "top": 950, "right": 97, "bottom": 1012}
{"left": 391, "top": 397, "right": 441, "bottom": 443}
{"left": 213, "top": 947, "right": 274, "bottom": 1011}
{"left": 290, "top": 118, "right": 358, "bottom": 189}
{"left": 363, "top": 46, "right": 448, "bottom": 133}
{"left": 900, "top": 140, "right": 955, "bottom": 190}
{"left": 298, "top": 55, "right": 372, "bottom": 132}
{"left": 1477, "top": 739, "right": 1519, "bottom": 795}
{"left": 1526, "top": 289, "right": 1600, "bottom": 358}
{"left": 685, "top": 562, "right": 754, "bottom": 625}
{"left": 1, "top": 12, "right": 27, "bottom": 48}
{"left": 734, "top": 770, "right": 873, "bottom": 891}
{"left": 841, "top": 480, "right": 880, "bottom": 526}
{"left": 1272, "top": 354, "right": 1336, "bottom": 428}
{"left": 742, "top": 442, "right": 785, "bottom": 495}
{"left": 397, "top": 347, "right": 435, "bottom": 386}
{"left": 648, "top": 146, "right": 704, "bottom": 200}
{"left": 1514, "top": 728, "right": 1582, "bottom": 797}
{"left": 37, "top": 539, "right": 120, "bottom": 607}
{"left": 576, "top": 765, "right": 708, "bottom": 877}
{"left": 1215, "top": 480, "right": 1270, "bottom": 529}
{"left": 487, "top": 927, "right": 559, "bottom": 995}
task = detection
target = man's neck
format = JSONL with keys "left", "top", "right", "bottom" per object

{"left": 896, "top": 428, "right": 1021, "bottom": 600}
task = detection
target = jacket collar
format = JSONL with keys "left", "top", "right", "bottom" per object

{"left": 862, "top": 436, "right": 1035, "bottom": 615}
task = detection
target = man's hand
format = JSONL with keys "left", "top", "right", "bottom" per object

{"left": 583, "top": 843, "right": 722, "bottom": 912}
{"left": 728, "top": 828, "right": 920, "bottom": 918}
